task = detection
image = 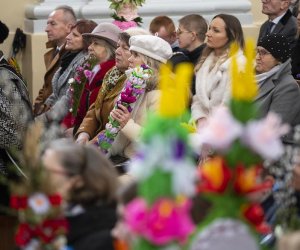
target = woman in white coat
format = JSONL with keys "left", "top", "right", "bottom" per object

{"left": 191, "top": 14, "right": 245, "bottom": 129}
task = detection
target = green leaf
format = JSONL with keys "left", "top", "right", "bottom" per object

{"left": 230, "top": 99, "right": 258, "bottom": 124}
{"left": 138, "top": 168, "right": 173, "bottom": 204}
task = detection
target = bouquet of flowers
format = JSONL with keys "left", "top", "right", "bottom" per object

{"left": 189, "top": 40, "right": 288, "bottom": 247}
{"left": 68, "top": 54, "right": 98, "bottom": 116}
{"left": 108, "top": 0, "right": 145, "bottom": 30}
{"left": 8, "top": 122, "right": 69, "bottom": 250}
{"left": 119, "top": 63, "right": 196, "bottom": 250}
{"left": 97, "top": 64, "right": 153, "bottom": 154}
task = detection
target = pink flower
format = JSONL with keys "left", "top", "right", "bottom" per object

{"left": 113, "top": 20, "right": 138, "bottom": 31}
{"left": 191, "top": 107, "right": 242, "bottom": 151}
{"left": 84, "top": 69, "right": 93, "bottom": 81}
{"left": 124, "top": 198, "right": 195, "bottom": 245}
{"left": 243, "top": 112, "right": 289, "bottom": 160}
{"left": 120, "top": 87, "right": 136, "bottom": 103}
{"left": 124, "top": 198, "right": 148, "bottom": 233}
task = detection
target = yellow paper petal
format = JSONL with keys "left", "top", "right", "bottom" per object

{"left": 159, "top": 63, "right": 193, "bottom": 117}
{"left": 231, "top": 39, "right": 258, "bottom": 101}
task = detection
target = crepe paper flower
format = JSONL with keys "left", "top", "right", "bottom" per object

{"left": 68, "top": 54, "right": 98, "bottom": 116}
{"left": 10, "top": 195, "right": 28, "bottom": 210}
{"left": 97, "top": 65, "right": 153, "bottom": 154}
{"left": 191, "top": 107, "right": 243, "bottom": 151}
{"left": 124, "top": 198, "right": 148, "bottom": 234}
{"left": 242, "top": 203, "right": 271, "bottom": 234}
{"left": 159, "top": 63, "right": 193, "bottom": 117}
{"left": 198, "top": 157, "right": 231, "bottom": 193}
{"left": 231, "top": 40, "right": 257, "bottom": 101}
{"left": 28, "top": 193, "right": 50, "bottom": 215}
{"left": 125, "top": 198, "right": 195, "bottom": 245}
{"left": 15, "top": 223, "right": 33, "bottom": 247}
{"left": 35, "top": 219, "right": 69, "bottom": 244}
{"left": 234, "top": 165, "right": 273, "bottom": 195}
{"left": 114, "top": 239, "right": 130, "bottom": 250}
{"left": 181, "top": 120, "right": 197, "bottom": 134}
{"left": 243, "top": 112, "right": 289, "bottom": 161}
{"left": 48, "top": 194, "right": 62, "bottom": 206}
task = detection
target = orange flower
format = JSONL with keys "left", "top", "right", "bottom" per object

{"left": 198, "top": 157, "right": 231, "bottom": 193}
{"left": 234, "top": 165, "right": 272, "bottom": 194}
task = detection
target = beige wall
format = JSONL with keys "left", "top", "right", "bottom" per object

{"left": 0, "top": 0, "right": 265, "bottom": 102}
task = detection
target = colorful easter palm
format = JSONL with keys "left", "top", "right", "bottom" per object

{"left": 122, "top": 63, "right": 196, "bottom": 250}
{"left": 191, "top": 40, "right": 288, "bottom": 244}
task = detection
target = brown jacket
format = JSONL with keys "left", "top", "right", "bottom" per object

{"left": 33, "top": 41, "right": 67, "bottom": 115}
{"left": 75, "top": 66, "right": 127, "bottom": 141}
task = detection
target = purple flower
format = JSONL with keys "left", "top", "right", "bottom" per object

{"left": 174, "top": 140, "right": 185, "bottom": 159}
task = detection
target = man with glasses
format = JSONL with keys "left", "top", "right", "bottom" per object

{"left": 149, "top": 15, "right": 189, "bottom": 70}
{"left": 177, "top": 14, "right": 208, "bottom": 94}
{"left": 257, "top": 0, "right": 297, "bottom": 48}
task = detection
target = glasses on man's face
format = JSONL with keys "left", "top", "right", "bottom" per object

{"left": 176, "top": 28, "right": 192, "bottom": 36}
{"left": 256, "top": 48, "right": 271, "bottom": 57}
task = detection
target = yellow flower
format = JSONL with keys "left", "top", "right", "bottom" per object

{"left": 231, "top": 39, "right": 258, "bottom": 101}
{"left": 159, "top": 63, "right": 193, "bottom": 117}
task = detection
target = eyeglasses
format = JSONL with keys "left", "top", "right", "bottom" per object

{"left": 176, "top": 28, "right": 192, "bottom": 35}
{"left": 256, "top": 48, "right": 271, "bottom": 57}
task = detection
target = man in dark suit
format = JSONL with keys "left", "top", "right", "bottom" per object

{"left": 258, "top": 0, "right": 298, "bottom": 48}
{"left": 33, "top": 5, "right": 76, "bottom": 116}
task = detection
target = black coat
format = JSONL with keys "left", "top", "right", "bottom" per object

{"left": 67, "top": 203, "right": 117, "bottom": 250}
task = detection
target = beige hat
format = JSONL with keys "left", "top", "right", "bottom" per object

{"left": 83, "top": 22, "right": 122, "bottom": 48}
{"left": 129, "top": 35, "right": 173, "bottom": 64}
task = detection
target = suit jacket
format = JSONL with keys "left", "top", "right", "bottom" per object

{"left": 255, "top": 59, "right": 300, "bottom": 142}
{"left": 75, "top": 66, "right": 127, "bottom": 141}
{"left": 33, "top": 41, "right": 67, "bottom": 115}
{"left": 258, "top": 9, "right": 298, "bottom": 48}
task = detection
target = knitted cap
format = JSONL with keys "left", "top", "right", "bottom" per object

{"left": 82, "top": 23, "right": 122, "bottom": 48}
{"left": 257, "top": 34, "right": 292, "bottom": 62}
{"left": 0, "top": 21, "right": 9, "bottom": 44}
{"left": 129, "top": 35, "right": 172, "bottom": 64}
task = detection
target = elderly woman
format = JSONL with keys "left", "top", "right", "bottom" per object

{"left": 105, "top": 35, "right": 172, "bottom": 160}
{"left": 62, "top": 23, "right": 121, "bottom": 135}
{"left": 42, "top": 139, "right": 119, "bottom": 250}
{"left": 255, "top": 33, "right": 300, "bottom": 140}
{"left": 37, "top": 20, "right": 97, "bottom": 123}
{"left": 75, "top": 28, "right": 150, "bottom": 145}
{"left": 191, "top": 14, "right": 245, "bottom": 129}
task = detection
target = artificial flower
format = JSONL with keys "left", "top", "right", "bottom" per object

{"left": 10, "top": 195, "right": 27, "bottom": 210}
{"left": 97, "top": 65, "right": 153, "bottom": 153}
{"left": 28, "top": 193, "right": 50, "bottom": 215}
{"left": 231, "top": 40, "right": 257, "bottom": 101}
{"left": 234, "top": 164, "right": 272, "bottom": 195}
{"left": 159, "top": 63, "right": 193, "bottom": 117}
{"left": 191, "top": 107, "right": 243, "bottom": 151}
{"left": 15, "top": 223, "right": 32, "bottom": 247}
{"left": 125, "top": 198, "right": 195, "bottom": 246}
{"left": 48, "top": 194, "right": 62, "bottom": 206}
{"left": 242, "top": 203, "right": 271, "bottom": 234}
{"left": 198, "top": 157, "right": 231, "bottom": 193}
{"left": 243, "top": 112, "right": 289, "bottom": 160}
{"left": 68, "top": 54, "right": 98, "bottom": 116}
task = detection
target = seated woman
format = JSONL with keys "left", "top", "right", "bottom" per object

{"left": 255, "top": 33, "right": 300, "bottom": 143}
{"left": 100, "top": 35, "right": 172, "bottom": 160}
{"left": 75, "top": 28, "right": 150, "bottom": 145}
{"left": 42, "top": 139, "right": 119, "bottom": 250}
{"left": 191, "top": 14, "right": 245, "bottom": 129}
{"left": 62, "top": 23, "right": 121, "bottom": 135}
{"left": 37, "top": 20, "right": 97, "bottom": 123}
